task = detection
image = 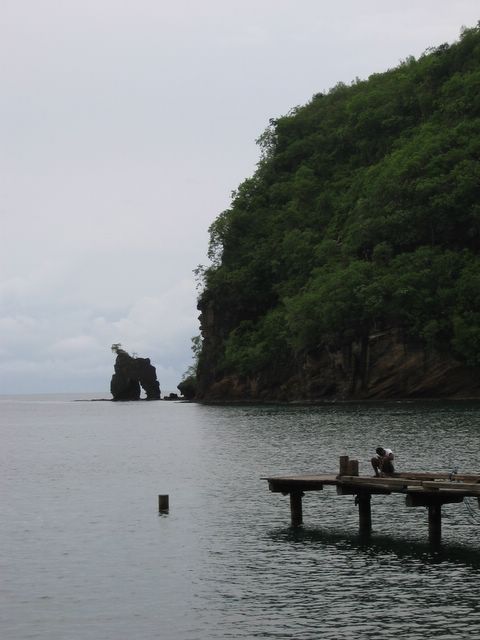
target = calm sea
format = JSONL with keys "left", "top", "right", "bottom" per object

{"left": 1, "top": 394, "right": 480, "bottom": 639}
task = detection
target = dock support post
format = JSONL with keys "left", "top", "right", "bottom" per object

{"left": 357, "top": 493, "right": 372, "bottom": 535}
{"left": 348, "top": 459, "right": 359, "bottom": 476}
{"left": 290, "top": 491, "right": 304, "bottom": 527}
{"left": 339, "top": 456, "right": 349, "bottom": 476}
{"left": 428, "top": 504, "right": 442, "bottom": 545}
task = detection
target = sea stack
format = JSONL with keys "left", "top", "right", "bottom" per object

{"left": 110, "top": 345, "right": 161, "bottom": 400}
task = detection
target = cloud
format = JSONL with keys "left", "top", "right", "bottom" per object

{"left": 0, "top": 264, "right": 198, "bottom": 394}
{"left": 1, "top": 0, "right": 479, "bottom": 394}
{"left": 50, "top": 335, "right": 99, "bottom": 356}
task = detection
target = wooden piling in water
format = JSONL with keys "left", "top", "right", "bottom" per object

{"left": 290, "top": 491, "right": 304, "bottom": 527}
{"left": 158, "top": 494, "right": 169, "bottom": 512}
{"left": 428, "top": 504, "right": 442, "bottom": 545}
{"left": 357, "top": 493, "right": 372, "bottom": 535}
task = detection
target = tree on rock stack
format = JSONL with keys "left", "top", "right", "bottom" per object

{"left": 110, "top": 344, "right": 161, "bottom": 400}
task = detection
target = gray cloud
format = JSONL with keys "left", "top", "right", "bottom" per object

{"left": 1, "top": 0, "right": 479, "bottom": 394}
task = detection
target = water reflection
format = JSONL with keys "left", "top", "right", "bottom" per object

{"left": 270, "top": 526, "right": 480, "bottom": 568}
{"left": 261, "top": 523, "right": 480, "bottom": 639}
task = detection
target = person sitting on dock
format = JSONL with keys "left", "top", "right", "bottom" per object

{"left": 372, "top": 447, "right": 395, "bottom": 477}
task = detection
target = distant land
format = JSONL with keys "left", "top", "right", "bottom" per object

{"left": 186, "top": 25, "right": 480, "bottom": 402}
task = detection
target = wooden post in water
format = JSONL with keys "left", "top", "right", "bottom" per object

{"left": 290, "top": 491, "right": 304, "bottom": 527}
{"left": 357, "top": 493, "right": 372, "bottom": 535}
{"left": 158, "top": 494, "right": 169, "bottom": 512}
{"left": 428, "top": 503, "right": 442, "bottom": 545}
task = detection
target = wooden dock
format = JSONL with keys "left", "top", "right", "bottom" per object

{"left": 264, "top": 465, "right": 480, "bottom": 544}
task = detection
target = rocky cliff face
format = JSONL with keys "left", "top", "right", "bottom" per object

{"left": 110, "top": 350, "right": 161, "bottom": 400}
{"left": 196, "top": 304, "right": 480, "bottom": 402}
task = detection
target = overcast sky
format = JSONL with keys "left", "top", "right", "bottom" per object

{"left": 1, "top": 1, "right": 478, "bottom": 395}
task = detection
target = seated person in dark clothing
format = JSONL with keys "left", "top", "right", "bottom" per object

{"left": 371, "top": 447, "right": 395, "bottom": 477}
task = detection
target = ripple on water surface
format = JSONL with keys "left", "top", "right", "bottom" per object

{"left": 1, "top": 396, "right": 480, "bottom": 639}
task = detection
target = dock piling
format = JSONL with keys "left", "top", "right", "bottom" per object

{"left": 339, "top": 456, "right": 350, "bottom": 475}
{"left": 428, "top": 504, "right": 442, "bottom": 545}
{"left": 158, "top": 494, "right": 169, "bottom": 512}
{"left": 348, "top": 459, "right": 359, "bottom": 476}
{"left": 356, "top": 493, "right": 372, "bottom": 535}
{"left": 290, "top": 491, "right": 304, "bottom": 527}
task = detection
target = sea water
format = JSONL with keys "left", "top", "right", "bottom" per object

{"left": 1, "top": 394, "right": 480, "bottom": 639}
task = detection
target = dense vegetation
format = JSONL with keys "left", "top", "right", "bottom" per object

{"left": 196, "top": 25, "right": 480, "bottom": 390}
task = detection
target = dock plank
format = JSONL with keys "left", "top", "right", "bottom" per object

{"left": 338, "top": 475, "right": 422, "bottom": 488}
{"left": 263, "top": 472, "right": 480, "bottom": 498}
{"left": 420, "top": 481, "right": 480, "bottom": 494}
{"left": 396, "top": 472, "right": 480, "bottom": 482}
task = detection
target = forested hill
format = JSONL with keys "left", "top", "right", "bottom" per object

{"left": 194, "top": 25, "right": 480, "bottom": 402}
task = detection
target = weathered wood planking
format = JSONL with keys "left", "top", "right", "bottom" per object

{"left": 264, "top": 473, "right": 480, "bottom": 494}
